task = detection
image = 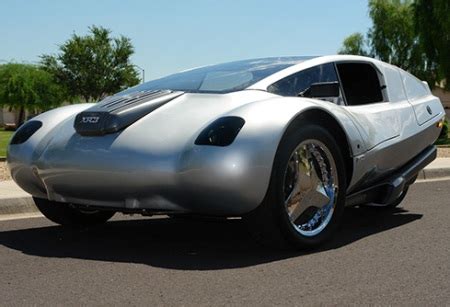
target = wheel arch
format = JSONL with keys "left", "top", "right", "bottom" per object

{"left": 281, "top": 108, "right": 354, "bottom": 187}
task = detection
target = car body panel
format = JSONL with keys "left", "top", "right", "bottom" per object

{"left": 8, "top": 92, "right": 366, "bottom": 214}
{"left": 400, "top": 70, "right": 442, "bottom": 125}
{"left": 7, "top": 55, "right": 445, "bottom": 215}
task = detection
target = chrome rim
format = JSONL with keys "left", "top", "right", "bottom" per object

{"left": 283, "top": 139, "right": 339, "bottom": 237}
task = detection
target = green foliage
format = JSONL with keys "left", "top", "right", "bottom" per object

{"left": 41, "top": 25, "right": 140, "bottom": 102}
{"left": 0, "top": 129, "right": 13, "bottom": 157}
{"left": 339, "top": 0, "right": 445, "bottom": 87}
{"left": 436, "top": 118, "right": 449, "bottom": 145}
{"left": 0, "top": 63, "right": 66, "bottom": 124}
{"left": 338, "top": 33, "right": 369, "bottom": 56}
{"left": 368, "top": 1, "right": 415, "bottom": 65}
{"left": 414, "top": 0, "right": 450, "bottom": 90}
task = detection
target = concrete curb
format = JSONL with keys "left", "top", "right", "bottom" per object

{"left": 417, "top": 168, "right": 450, "bottom": 180}
{"left": 417, "top": 158, "right": 450, "bottom": 180}
{"left": 0, "top": 180, "right": 37, "bottom": 216}
{"left": 0, "top": 197, "right": 37, "bottom": 216}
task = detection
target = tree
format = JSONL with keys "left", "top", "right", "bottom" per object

{"left": 339, "top": 0, "right": 437, "bottom": 86}
{"left": 414, "top": 0, "right": 450, "bottom": 90}
{"left": 368, "top": 0, "right": 430, "bottom": 80}
{"left": 41, "top": 25, "right": 140, "bottom": 102}
{"left": 338, "top": 33, "right": 369, "bottom": 56}
{"left": 0, "top": 63, "right": 65, "bottom": 125}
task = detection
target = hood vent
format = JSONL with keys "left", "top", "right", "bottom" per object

{"left": 74, "top": 90, "right": 184, "bottom": 136}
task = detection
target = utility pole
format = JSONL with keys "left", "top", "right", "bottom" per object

{"left": 133, "top": 64, "right": 145, "bottom": 83}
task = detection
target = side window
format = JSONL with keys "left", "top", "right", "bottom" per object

{"left": 268, "top": 63, "right": 339, "bottom": 98}
{"left": 401, "top": 70, "right": 430, "bottom": 101}
{"left": 382, "top": 64, "right": 407, "bottom": 102}
{"left": 336, "top": 63, "right": 384, "bottom": 105}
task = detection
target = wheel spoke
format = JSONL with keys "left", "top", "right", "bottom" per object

{"left": 283, "top": 140, "right": 338, "bottom": 236}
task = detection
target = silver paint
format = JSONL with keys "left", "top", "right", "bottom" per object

{"left": 7, "top": 55, "right": 445, "bottom": 215}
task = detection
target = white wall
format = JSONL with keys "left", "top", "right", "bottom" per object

{"left": 0, "top": 108, "right": 18, "bottom": 126}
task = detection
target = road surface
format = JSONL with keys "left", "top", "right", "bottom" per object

{"left": 1, "top": 179, "right": 449, "bottom": 305}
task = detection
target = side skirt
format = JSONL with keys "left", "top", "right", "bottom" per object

{"left": 345, "top": 145, "right": 436, "bottom": 207}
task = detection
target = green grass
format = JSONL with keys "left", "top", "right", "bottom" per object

{"left": 0, "top": 129, "right": 13, "bottom": 157}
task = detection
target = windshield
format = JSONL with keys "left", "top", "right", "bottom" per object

{"left": 120, "top": 56, "right": 315, "bottom": 95}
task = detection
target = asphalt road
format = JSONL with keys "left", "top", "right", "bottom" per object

{"left": 1, "top": 179, "right": 449, "bottom": 306}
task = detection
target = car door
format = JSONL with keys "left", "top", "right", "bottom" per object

{"left": 336, "top": 61, "right": 413, "bottom": 151}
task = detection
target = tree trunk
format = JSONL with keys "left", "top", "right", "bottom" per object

{"left": 15, "top": 106, "right": 26, "bottom": 128}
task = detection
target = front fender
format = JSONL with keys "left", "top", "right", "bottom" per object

{"left": 178, "top": 97, "right": 365, "bottom": 212}
{"left": 7, "top": 104, "right": 93, "bottom": 196}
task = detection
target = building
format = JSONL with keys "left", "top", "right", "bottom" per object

{"left": 0, "top": 108, "right": 18, "bottom": 128}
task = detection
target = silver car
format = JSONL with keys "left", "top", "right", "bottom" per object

{"left": 7, "top": 55, "right": 445, "bottom": 249}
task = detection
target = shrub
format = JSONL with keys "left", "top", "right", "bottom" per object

{"left": 436, "top": 117, "right": 449, "bottom": 145}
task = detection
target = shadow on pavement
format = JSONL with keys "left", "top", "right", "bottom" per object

{"left": 0, "top": 207, "right": 422, "bottom": 270}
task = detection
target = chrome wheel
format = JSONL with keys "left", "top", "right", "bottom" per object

{"left": 283, "top": 139, "right": 339, "bottom": 237}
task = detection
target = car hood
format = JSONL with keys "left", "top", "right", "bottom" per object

{"left": 30, "top": 90, "right": 276, "bottom": 171}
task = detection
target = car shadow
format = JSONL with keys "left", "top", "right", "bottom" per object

{"left": 0, "top": 207, "right": 422, "bottom": 270}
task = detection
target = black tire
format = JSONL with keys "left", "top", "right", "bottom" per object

{"left": 33, "top": 197, "right": 115, "bottom": 227}
{"left": 244, "top": 124, "right": 347, "bottom": 250}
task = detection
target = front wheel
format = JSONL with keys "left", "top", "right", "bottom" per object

{"left": 244, "top": 125, "right": 347, "bottom": 250}
{"left": 33, "top": 197, "right": 115, "bottom": 227}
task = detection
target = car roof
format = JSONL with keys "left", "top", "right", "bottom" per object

{"left": 223, "top": 56, "right": 318, "bottom": 66}
{"left": 248, "top": 55, "right": 385, "bottom": 91}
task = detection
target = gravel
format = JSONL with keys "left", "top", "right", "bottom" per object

{"left": 437, "top": 147, "right": 450, "bottom": 157}
{"left": 1, "top": 147, "right": 449, "bottom": 182}
{"left": 0, "top": 162, "right": 10, "bottom": 181}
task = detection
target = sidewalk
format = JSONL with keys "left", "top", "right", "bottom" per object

{"left": 1, "top": 158, "right": 450, "bottom": 216}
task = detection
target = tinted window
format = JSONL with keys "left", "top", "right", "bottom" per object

{"left": 336, "top": 63, "right": 383, "bottom": 105}
{"left": 401, "top": 70, "right": 429, "bottom": 101}
{"left": 119, "top": 57, "right": 315, "bottom": 95}
{"left": 267, "top": 63, "right": 339, "bottom": 97}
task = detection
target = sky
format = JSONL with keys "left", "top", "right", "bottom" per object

{"left": 0, "top": 0, "right": 371, "bottom": 80}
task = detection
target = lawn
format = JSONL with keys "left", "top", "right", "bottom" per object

{"left": 0, "top": 129, "right": 13, "bottom": 157}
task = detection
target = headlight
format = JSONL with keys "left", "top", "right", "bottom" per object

{"left": 10, "top": 120, "right": 43, "bottom": 145}
{"left": 195, "top": 116, "right": 245, "bottom": 146}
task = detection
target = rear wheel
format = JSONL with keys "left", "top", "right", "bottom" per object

{"left": 244, "top": 125, "right": 347, "bottom": 250}
{"left": 33, "top": 197, "right": 115, "bottom": 227}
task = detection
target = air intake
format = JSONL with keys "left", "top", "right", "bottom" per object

{"left": 74, "top": 90, "right": 184, "bottom": 136}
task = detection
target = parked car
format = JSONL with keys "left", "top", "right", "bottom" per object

{"left": 7, "top": 55, "right": 445, "bottom": 249}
